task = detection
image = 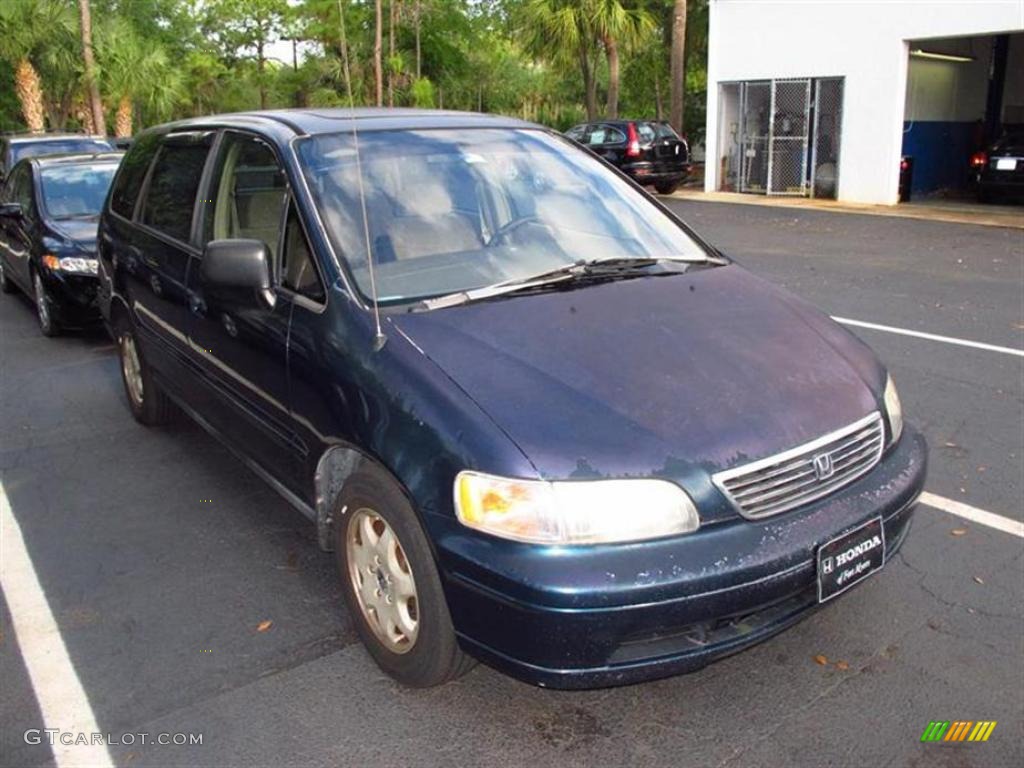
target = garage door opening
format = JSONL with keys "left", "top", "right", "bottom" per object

{"left": 901, "top": 32, "right": 1024, "bottom": 204}
{"left": 716, "top": 77, "right": 844, "bottom": 199}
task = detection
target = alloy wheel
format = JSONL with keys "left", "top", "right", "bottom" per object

{"left": 346, "top": 507, "right": 420, "bottom": 653}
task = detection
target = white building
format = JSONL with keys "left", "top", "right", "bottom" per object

{"left": 703, "top": 0, "right": 1024, "bottom": 204}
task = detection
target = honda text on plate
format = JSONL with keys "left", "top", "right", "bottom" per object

{"left": 97, "top": 109, "right": 927, "bottom": 689}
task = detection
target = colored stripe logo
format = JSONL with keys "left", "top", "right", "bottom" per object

{"left": 921, "top": 721, "right": 997, "bottom": 742}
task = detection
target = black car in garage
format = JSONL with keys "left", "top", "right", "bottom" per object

{"left": 0, "top": 152, "right": 123, "bottom": 335}
{"left": 975, "top": 132, "right": 1024, "bottom": 202}
{"left": 565, "top": 119, "right": 691, "bottom": 194}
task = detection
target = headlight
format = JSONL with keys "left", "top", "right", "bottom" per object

{"left": 42, "top": 254, "right": 98, "bottom": 275}
{"left": 884, "top": 374, "right": 903, "bottom": 445}
{"left": 454, "top": 471, "right": 700, "bottom": 545}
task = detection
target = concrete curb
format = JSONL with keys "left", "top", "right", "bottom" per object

{"left": 665, "top": 189, "right": 1024, "bottom": 230}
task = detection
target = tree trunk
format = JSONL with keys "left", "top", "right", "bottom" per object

{"left": 115, "top": 95, "right": 132, "bottom": 137}
{"left": 77, "top": 0, "right": 106, "bottom": 136}
{"left": 669, "top": 0, "right": 687, "bottom": 134}
{"left": 374, "top": 0, "right": 383, "bottom": 106}
{"left": 14, "top": 59, "right": 45, "bottom": 133}
{"left": 654, "top": 68, "right": 663, "bottom": 121}
{"left": 414, "top": 1, "right": 422, "bottom": 80}
{"left": 387, "top": 0, "right": 395, "bottom": 107}
{"left": 257, "top": 39, "right": 267, "bottom": 110}
{"left": 579, "top": 47, "right": 596, "bottom": 120}
{"left": 75, "top": 99, "right": 95, "bottom": 133}
{"left": 604, "top": 34, "right": 619, "bottom": 119}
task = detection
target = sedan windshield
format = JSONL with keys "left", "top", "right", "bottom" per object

{"left": 297, "top": 128, "right": 710, "bottom": 304}
{"left": 40, "top": 163, "right": 119, "bottom": 219}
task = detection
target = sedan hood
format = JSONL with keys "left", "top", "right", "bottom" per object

{"left": 393, "top": 265, "right": 884, "bottom": 489}
{"left": 49, "top": 218, "right": 99, "bottom": 253}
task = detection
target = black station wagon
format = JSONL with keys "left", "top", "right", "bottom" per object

{"left": 98, "top": 109, "right": 927, "bottom": 689}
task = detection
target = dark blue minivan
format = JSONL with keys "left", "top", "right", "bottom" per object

{"left": 97, "top": 109, "right": 927, "bottom": 688}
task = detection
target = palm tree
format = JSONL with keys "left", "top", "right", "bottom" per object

{"left": 0, "top": 0, "right": 73, "bottom": 132}
{"left": 669, "top": 0, "right": 687, "bottom": 133}
{"left": 99, "top": 21, "right": 182, "bottom": 137}
{"left": 77, "top": 0, "right": 106, "bottom": 135}
{"left": 594, "top": 0, "right": 654, "bottom": 119}
{"left": 521, "top": 0, "right": 651, "bottom": 121}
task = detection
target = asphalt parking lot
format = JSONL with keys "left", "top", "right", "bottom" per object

{"left": 1, "top": 200, "right": 1022, "bottom": 768}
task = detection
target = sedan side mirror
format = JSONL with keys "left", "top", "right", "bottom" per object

{"left": 0, "top": 202, "right": 23, "bottom": 219}
{"left": 200, "top": 238, "right": 275, "bottom": 309}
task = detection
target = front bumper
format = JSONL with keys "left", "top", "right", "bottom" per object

{"left": 40, "top": 269, "right": 101, "bottom": 327}
{"left": 435, "top": 425, "right": 927, "bottom": 688}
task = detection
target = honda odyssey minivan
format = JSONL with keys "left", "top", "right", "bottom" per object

{"left": 98, "top": 109, "right": 927, "bottom": 688}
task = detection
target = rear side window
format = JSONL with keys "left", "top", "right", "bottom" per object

{"left": 140, "top": 132, "right": 214, "bottom": 243}
{"left": 584, "top": 125, "right": 626, "bottom": 146}
{"left": 110, "top": 132, "right": 160, "bottom": 219}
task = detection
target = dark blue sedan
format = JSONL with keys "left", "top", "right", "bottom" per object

{"left": 0, "top": 152, "right": 123, "bottom": 335}
{"left": 96, "top": 109, "right": 926, "bottom": 688}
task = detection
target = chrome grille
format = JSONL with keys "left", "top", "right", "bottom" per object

{"left": 713, "top": 412, "right": 885, "bottom": 519}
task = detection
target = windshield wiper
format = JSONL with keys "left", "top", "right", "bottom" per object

{"left": 416, "top": 256, "right": 706, "bottom": 311}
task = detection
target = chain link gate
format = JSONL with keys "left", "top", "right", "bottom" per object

{"left": 719, "top": 77, "right": 844, "bottom": 198}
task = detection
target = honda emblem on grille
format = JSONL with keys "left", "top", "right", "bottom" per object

{"left": 812, "top": 452, "right": 835, "bottom": 480}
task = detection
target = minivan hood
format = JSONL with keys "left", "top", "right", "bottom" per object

{"left": 49, "top": 218, "right": 99, "bottom": 253}
{"left": 393, "top": 265, "right": 883, "bottom": 489}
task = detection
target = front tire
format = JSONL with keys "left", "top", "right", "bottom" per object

{"left": 333, "top": 465, "right": 474, "bottom": 687}
{"left": 33, "top": 271, "right": 59, "bottom": 337}
{"left": 116, "top": 317, "right": 175, "bottom": 426}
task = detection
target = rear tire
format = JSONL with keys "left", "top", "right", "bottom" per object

{"left": 33, "top": 271, "right": 60, "bottom": 337}
{"left": 333, "top": 464, "right": 474, "bottom": 687}
{"left": 116, "top": 316, "right": 175, "bottom": 426}
{"left": 655, "top": 181, "right": 680, "bottom": 195}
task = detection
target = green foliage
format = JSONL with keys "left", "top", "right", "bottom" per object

{"left": 0, "top": 0, "right": 710, "bottom": 137}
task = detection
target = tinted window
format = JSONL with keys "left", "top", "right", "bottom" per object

{"left": 655, "top": 122, "right": 682, "bottom": 140}
{"left": 202, "top": 132, "right": 287, "bottom": 262}
{"left": 110, "top": 132, "right": 160, "bottom": 218}
{"left": 10, "top": 139, "right": 113, "bottom": 166}
{"left": 6, "top": 164, "right": 34, "bottom": 214}
{"left": 583, "top": 125, "right": 626, "bottom": 146}
{"left": 281, "top": 202, "right": 324, "bottom": 301}
{"left": 40, "top": 163, "right": 119, "bottom": 218}
{"left": 565, "top": 125, "right": 587, "bottom": 142}
{"left": 140, "top": 133, "right": 214, "bottom": 242}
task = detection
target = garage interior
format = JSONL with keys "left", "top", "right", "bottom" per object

{"left": 901, "top": 32, "right": 1024, "bottom": 203}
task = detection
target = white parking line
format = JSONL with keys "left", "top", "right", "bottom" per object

{"left": 832, "top": 317, "right": 1024, "bottom": 358}
{"left": 0, "top": 481, "right": 114, "bottom": 768}
{"left": 920, "top": 491, "right": 1024, "bottom": 539}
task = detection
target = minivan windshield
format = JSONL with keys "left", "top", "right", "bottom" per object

{"left": 296, "top": 128, "right": 710, "bottom": 304}
{"left": 40, "top": 163, "right": 119, "bottom": 219}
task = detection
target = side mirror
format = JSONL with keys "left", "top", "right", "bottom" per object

{"left": 0, "top": 202, "right": 23, "bottom": 219}
{"left": 200, "top": 238, "right": 275, "bottom": 309}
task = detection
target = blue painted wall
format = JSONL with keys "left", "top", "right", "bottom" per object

{"left": 901, "top": 121, "right": 977, "bottom": 196}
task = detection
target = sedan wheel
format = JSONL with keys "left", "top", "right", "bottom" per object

{"left": 33, "top": 272, "right": 59, "bottom": 336}
{"left": 346, "top": 507, "right": 419, "bottom": 653}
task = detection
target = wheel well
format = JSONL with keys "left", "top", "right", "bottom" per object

{"left": 313, "top": 446, "right": 364, "bottom": 551}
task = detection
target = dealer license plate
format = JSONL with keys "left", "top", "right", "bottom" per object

{"left": 817, "top": 517, "right": 885, "bottom": 603}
